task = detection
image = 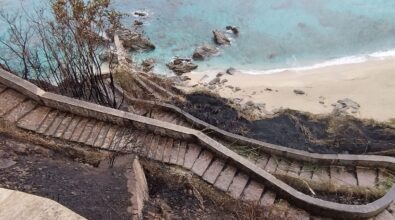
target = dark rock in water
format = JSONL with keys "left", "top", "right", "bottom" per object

{"left": 134, "top": 11, "right": 148, "bottom": 17}
{"left": 226, "top": 26, "right": 239, "bottom": 35}
{"left": 141, "top": 58, "right": 155, "bottom": 72}
{"left": 167, "top": 58, "right": 198, "bottom": 75}
{"left": 213, "top": 30, "right": 230, "bottom": 45}
{"left": 99, "top": 51, "right": 119, "bottom": 64}
{"left": 134, "top": 20, "right": 143, "bottom": 26}
{"left": 226, "top": 67, "right": 237, "bottom": 75}
{"left": 192, "top": 44, "right": 219, "bottom": 60}
{"left": 293, "top": 89, "right": 305, "bottom": 95}
{"left": 117, "top": 28, "right": 155, "bottom": 51}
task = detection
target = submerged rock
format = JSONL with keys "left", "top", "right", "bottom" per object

{"left": 192, "top": 44, "right": 219, "bottom": 60}
{"left": 167, "top": 58, "right": 198, "bottom": 75}
{"left": 134, "top": 20, "right": 143, "bottom": 26}
{"left": 213, "top": 30, "right": 230, "bottom": 45}
{"left": 134, "top": 11, "right": 148, "bottom": 17}
{"left": 117, "top": 28, "right": 155, "bottom": 51}
{"left": 226, "top": 67, "right": 237, "bottom": 75}
{"left": 226, "top": 26, "right": 239, "bottom": 35}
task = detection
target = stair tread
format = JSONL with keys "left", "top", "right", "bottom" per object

{"left": 4, "top": 100, "right": 37, "bottom": 123}
{"left": 78, "top": 120, "right": 97, "bottom": 143}
{"left": 183, "top": 143, "right": 201, "bottom": 169}
{"left": 54, "top": 115, "right": 73, "bottom": 138}
{"left": 101, "top": 126, "right": 118, "bottom": 149}
{"left": 85, "top": 122, "right": 104, "bottom": 146}
{"left": 17, "top": 106, "right": 51, "bottom": 131}
{"left": 191, "top": 150, "right": 214, "bottom": 176}
{"left": 214, "top": 165, "right": 237, "bottom": 192}
{"left": 176, "top": 141, "right": 187, "bottom": 166}
{"left": 62, "top": 117, "right": 81, "bottom": 140}
{"left": 45, "top": 113, "right": 66, "bottom": 136}
{"left": 228, "top": 172, "right": 249, "bottom": 199}
{"left": 0, "top": 89, "right": 26, "bottom": 116}
{"left": 203, "top": 159, "right": 225, "bottom": 184}
{"left": 36, "top": 110, "right": 58, "bottom": 134}
{"left": 242, "top": 180, "right": 264, "bottom": 202}
{"left": 93, "top": 124, "right": 111, "bottom": 147}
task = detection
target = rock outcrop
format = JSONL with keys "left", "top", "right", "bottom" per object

{"left": 117, "top": 28, "right": 155, "bottom": 52}
{"left": 213, "top": 30, "right": 230, "bottom": 45}
{"left": 226, "top": 26, "right": 239, "bottom": 35}
{"left": 167, "top": 58, "right": 198, "bottom": 75}
{"left": 192, "top": 44, "right": 219, "bottom": 60}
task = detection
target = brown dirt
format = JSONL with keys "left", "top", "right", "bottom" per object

{"left": 0, "top": 133, "right": 132, "bottom": 220}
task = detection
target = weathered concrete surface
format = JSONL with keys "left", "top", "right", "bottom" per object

{"left": 0, "top": 188, "right": 85, "bottom": 220}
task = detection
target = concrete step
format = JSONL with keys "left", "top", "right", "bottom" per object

{"left": 4, "top": 100, "right": 37, "bottom": 123}
{"left": 0, "top": 89, "right": 26, "bottom": 117}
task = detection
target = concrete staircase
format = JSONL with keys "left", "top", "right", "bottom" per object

{"left": 1, "top": 72, "right": 395, "bottom": 219}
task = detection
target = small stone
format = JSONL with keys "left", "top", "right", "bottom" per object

{"left": 209, "top": 77, "right": 221, "bottom": 85}
{"left": 234, "top": 87, "right": 241, "bottom": 92}
{"left": 220, "top": 79, "right": 228, "bottom": 84}
{"left": 226, "top": 85, "right": 234, "bottom": 89}
{"left": 216, "top": 72, "right": 225, "bottom": 77}
{"left": 293, "top": 89, "right": 305, "bottom": 95}
{"left": 319, "top": 101, "right": 325, "bottom": 104}
{"left": 208, "top": 85, "right": 216, "bottom": 90}
{"left": 246, "top": 101, "right": 254, "bottom": 106}
{"left": 265, "top": 88, "right": 273, "bottom": 92}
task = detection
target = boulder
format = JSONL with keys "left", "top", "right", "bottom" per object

{"left": 117, "top": 28, "right": 155, "bottom": 51}
{"left": 293, "top": 89, "right": 305, "bottom": 95}
{"left": 167, "top": 58, "right": 198, "bottom": 75}
{"left": 216, "top": 72, "right": 225, "bottom": 77}
{"left": 208, "top": 77, "right": 221, "bottom": 85}
{"left": 141, "top": 58, "right": 155, "bottom": 72}
{"left": 332, "top": 98, "right": 360, "bottom": 116}
{"left": 134, "top": 20, "right": 143, "bottom": 26}
{"left": 134, "top": 11, "right": 148, "bottom": 17}
{"left": 220, "top": 79, "right": 228, "bottom": 84}
{"left": 192, "top": 44, "right": 219, "bottom": 60}
{"left": 226, "top": 67, "right": 237, "bottom": 75}
{"left": 213, "top": 30, "right": 230, "bottom": 45}
{"left": 226, "top": 26, "right": 239, "bottom": 35}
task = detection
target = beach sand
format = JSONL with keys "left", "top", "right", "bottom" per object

{"left": 181, "top": 59, "right": 395, "bottom": 122}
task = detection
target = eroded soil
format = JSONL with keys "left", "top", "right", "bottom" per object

{"left": 0, "top": 133, "right": 132, "bottom": 220}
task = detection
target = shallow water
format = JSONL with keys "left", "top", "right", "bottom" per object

{"left": 2, "top": 0, "right": 395, "bottom": 74}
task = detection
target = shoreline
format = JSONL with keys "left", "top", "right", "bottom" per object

{"left": 181, "top": 58, "right": 395, "bottom": 123}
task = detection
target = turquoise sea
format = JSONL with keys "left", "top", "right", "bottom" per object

{"left": 2, "top": 0, "right": 395, "bottom": 74}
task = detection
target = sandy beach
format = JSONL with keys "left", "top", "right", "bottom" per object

{"left": 181, "top": 59, "right": 395, "bottom": 122}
